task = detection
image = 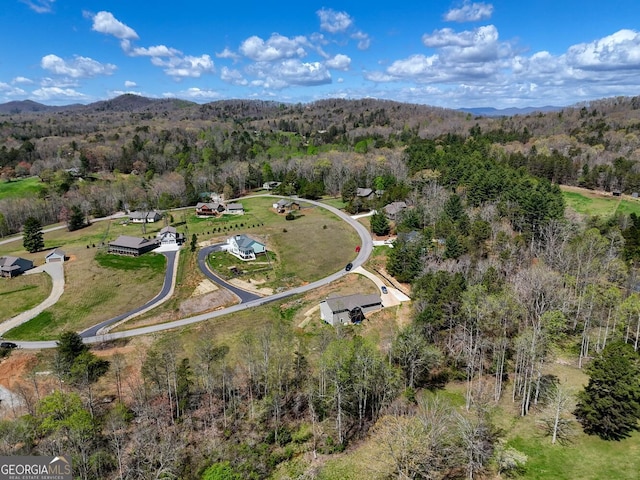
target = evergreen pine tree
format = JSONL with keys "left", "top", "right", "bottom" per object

{"left": 22, "top": 216, "right": 44, "bottom": 253}
{"left": 574, "top": 341, "right": 640, "bottom": 440}
{"left": 370, "top": 211, "right": 390, "bottom": 236}
{"left": 67, "top": 205, "right": 86, "bottom": 231}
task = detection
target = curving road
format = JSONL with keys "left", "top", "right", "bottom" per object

{"left": 197, "top": 244, "right": 261, "bottom": 303}
{"left": 13, "top": 195, "right": 374, "bottom": 349}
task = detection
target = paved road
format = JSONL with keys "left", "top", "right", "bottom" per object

{"left": 13, "top": 195, "right": 374, "bottom": 349}
{"left": 0, "top": 212, "right": 127, "bottom": 247}
{"left": 197, "top": 244, "right": 261, "bottom": 303}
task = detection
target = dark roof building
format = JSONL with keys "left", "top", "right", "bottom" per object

{"left": 0, "top": 256, "right": 34, "bottom": 277}
{"left": 108, "top": 235, "right": 159, "bottom": 256}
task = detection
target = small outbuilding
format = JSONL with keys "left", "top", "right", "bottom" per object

{"left": 45, "top": 249, "right": 66, "bottom": 263}
{"left": 320, "top": 293, "right": 383, "bottom": 326}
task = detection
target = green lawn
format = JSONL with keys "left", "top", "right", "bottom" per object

{"left": 509, "top": 430, "right": 640, "bottom": 480}
{"left": 562, "top": 190, "right": 640, "bottom": 217}
{"left": 0, "top": 177, "right": 45, "bottom": 200}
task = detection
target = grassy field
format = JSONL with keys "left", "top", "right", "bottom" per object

{"left": 1, "top": 196, "right": 359, "bottom": 338}
{"left": 0, "top": 273, "right": 52, "bottom": 322}
{"left": 0, "top": 177, "right": 45, "bottom": 200}
{"left": 3, "top": 249, "right": 167, "bottom": 340}
{"left": 561, "top": 186, "right": 640, "bottom": 217}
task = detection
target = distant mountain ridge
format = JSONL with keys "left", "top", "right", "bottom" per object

{"left": 0, "top": 94, "right": 564, "bottom": 117}
{"left": 0, "top": 94, "right": 198, "bottom": 115}
{"left": 458, "top": 105, "right": 563, "bottom": 117}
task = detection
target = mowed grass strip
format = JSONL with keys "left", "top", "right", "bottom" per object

{"left": 4, "top": 250, "right": 166, "bottom": 340}
{"left": 0, "top": 273, "right": 52, "bottom": 322}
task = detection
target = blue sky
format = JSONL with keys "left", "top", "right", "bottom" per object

{"left": 2, "top": 1, "right": 640, "bottom": 108}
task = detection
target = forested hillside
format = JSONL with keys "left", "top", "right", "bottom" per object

{"left": 1, "top": 95, "right": 640, "bottom": 479}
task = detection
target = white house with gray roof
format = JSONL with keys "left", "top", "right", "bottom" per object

{"left": 128, "top": 210, "right": 163, "bottom": 223}
{"left": 320, "top": 293, "right": 383, "bottom": 326}
{"left": 226, "top": 234, "right": 266, "bottom": 261}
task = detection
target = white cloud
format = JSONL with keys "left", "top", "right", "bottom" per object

{"left": 91, "top": 11, "right": 139, "bottom": 40}
{"left": 124, "top": 80, "right": 137, "bottom": 88}
{"left": 247, "top": 59, "right": 331, "bottom": 88}
{"left": 41, "top": 54, "right": 117, "bottom": 78}
{"left": 31, "top": 86, "right": 89, "bottom": 101}
{"left": 21, "top": 0, "right": 55, "bottom": 13}
{"left": 220, "top": 67, "right": 248, "bottom": 86}
{"left": 386, "top": 54, "right": 440, "bottom": 79}
{"left": 317, "top": 8, "right": 353, "bottom": 33}
{"left": 351, "top": 31, "right": 371, "bottom": 50}
{"left": 422, "top": 25, "right": 506, "bottom": 63}
{"left": 163, "top": 87, "right": 222, "bottom": 100}
{"left": 566, "top": 29, "right": 640, "bottom": 71}
{"left": 151, "top": 54, "right": 214, "bottom": 78}
{"left": 325, "top": 54, "right": 351, "bottom": 71}
{"left": 12, "top": 76, "right": 34, "bottom": 85}
{"left": 240, "top": 34, "right": 308, "bottom": 62}
{"left": 444, "top": 2, "right": 493, "bottom": 22}
{"left": 0, "top": 82, "right": 27, "bottom": 97}
{"left": 277, "top": 60, "right": 331, "bottom": 86}
{"left": 128, "top": 44, "right": 182, "bottom": 58}
{"left": 216, "top": 47, "right": 240, "bottom": 61}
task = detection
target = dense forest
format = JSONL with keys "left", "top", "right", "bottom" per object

{"left": 1, "top": 95, "right": 640, "bottom": 479}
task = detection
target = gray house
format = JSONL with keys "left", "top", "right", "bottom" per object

{"left": 0, "top": 256, "right": 34, "bottom": 277}
{"left": 129, "top": 210, "right": 163, "bottom": 223}
{"left": 108, "top": 235, "right": 159, "bottom": 256}
{"left": 383, "top": 201, "right": 407, "bottom": 221}
{"left": 320, "top": 293, "right": 383, "bottom": 326}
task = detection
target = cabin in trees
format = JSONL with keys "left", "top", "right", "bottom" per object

{"left": 356, "top": 188, "right": 375, "bottom": 200}
{"left": 129, "top": 210, "right": 163, "bottom": 223}
{"left": 108, "top": 235, "right": 159, "bottom": 256}
{"left": 0, "top": 256, "right": 34, "bottom": 277}
{"left": 45, "top": 249, "right": 66, "bottom": 263}
{"left": 272, "top": 199, "right": 300, "bottom": 213}
{"left": 157, "top": 226, "right": 184, "bottom": 246}
{"left": 320, "top": 293, "right": 383, "bottom": 326}
{"left": 226, "top": 234, "right": 266, "bottom": 261}
{"left": 383, "top": 201, "right": 408, "bottom": 221}
{"left": 195, "top": 202, "right": 226, "bottom": 217}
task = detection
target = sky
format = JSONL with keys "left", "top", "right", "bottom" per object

{"left": 2, "top": 1, "right": 640, "bottom": 109}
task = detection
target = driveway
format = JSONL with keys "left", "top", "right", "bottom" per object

{"left": 350, "top": 266, "right": 411, "bottom": 307}
{"left": 13, "top": 195, "right": 377, "bottom": 348}
{"left": 197, "top": 244, "right": 261, "bottom": 303}
{"left": 80, "top": 249, "right": 179, "bottom": 337}
{"left": 0, "top": 262, "right": 65, "bottom": 336}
